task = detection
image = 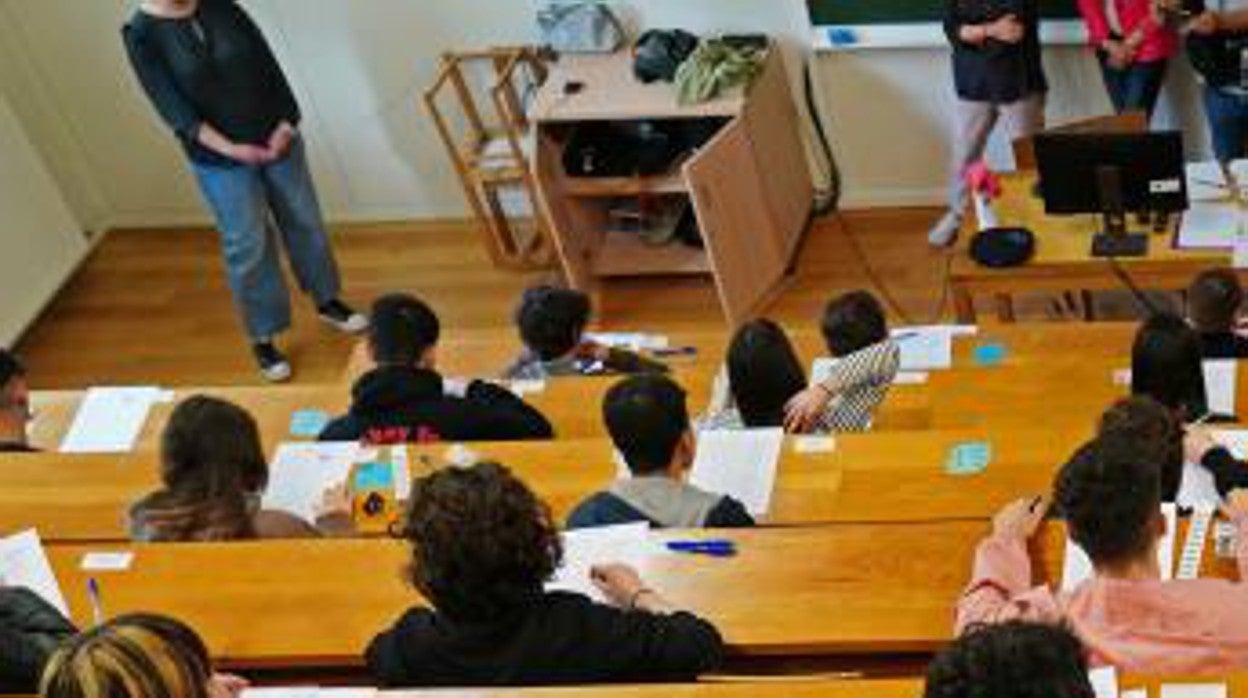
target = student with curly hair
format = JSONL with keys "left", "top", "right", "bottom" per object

{"left": 924, "top": 621, "right": 1094, "bottom": 698}
{"left": 129, "top": 395, "right": 351, "bottom": 541}
{"left": 41, "top": 613, "right": 246, "bottom": 698}
{"left": 956, "top": 429, "right": 1248, "bottom": 674}
{"left": 504, "top": 286, "right": 667, "bottom": 381}
{"left": 367, "top": 461, "right": 723, "bottom": 686}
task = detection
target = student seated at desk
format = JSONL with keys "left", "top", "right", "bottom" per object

{"left": 320, "top": 293, "right": 553, "bottom": 444}
{"left": 956, "top": 431, "right": 1248, "bottom": 674}
{"left": 504, "top": 286, "right": 668, "bottom": 381}
{"left": 129, "top": 396, "right": 352, "bottom": 541}
{"left": 0, "top": 588, "right": 76, "bottom": 695}
{"left": 924, "top": 621, "right": 1094, "bottom": 698}
{"left": 700, "top": 319, "right": 808, "bottom": 430}
{"left": 1059, "top": 397, "right": 1184, "bottom": 504}
{"left": 0, "top": 350, "right": 35, "bottom": 453}
{"left": 41, "top": 613, "right": 247, "bottom": 698}
{"left": 783, "top": 291, "right": 901, "bottom": 433}
{"left": 1132, "top": 312, "right": 1209, "bottom": 422}
{"left": 367, "top": 461, "right": 723, "bottom": 687}
{"left": 1188, "top": 268, "right": 1248, "bottom": 359}
{"left": 567, "top": 374, "right": 754, "bottom": 530}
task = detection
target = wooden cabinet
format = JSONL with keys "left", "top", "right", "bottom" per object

{"left": 531, "top": 46, "right": 813, "bottom": 326}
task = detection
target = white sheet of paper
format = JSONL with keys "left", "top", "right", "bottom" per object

{"left": 1112, "top": 368, "right": 1132, "bottom": 387}
{"left": 689, "top": 428, "right": 783, "bottom": 516}
{"left": 1179, "top": 201, "right": 1242, "bottom": 249}
{"left": 891, "top": 327, "right": 955, "bottom": 370}
{"left": 792, "top": 436, "right": 836, "bottom": 454}
{"left": 810, "top": 357, "right": 836, "bottom": 385}
{"left": 1213, "top": 429, "right": 1248, "bottom": 458}
{"left": 241, "top": 688, "right": 319, "bottom": 698}
{"left": 1177, "top": 461, "right": 1222, "bottom": 509}
{"left": 1187, "top": 160, "right": 1230, "bottom": 202}
{"left": 509, "top": 379, "right": 547, "bottom": 396}
{"left": 1177, "top": 505, "right": 1215, "bottom": 580}
{"left": 1121, "top": 691, "right": 1146, "bottom": 698}
{"left": 1160, "top": 685, "right": 1228, "bottom": 698}
{"left": 262, "top": 443, "right": 407, "bottom": 521}
{"left": 547, "top": 522, "right": 651, "bottom": 600}
{"left": 894, "top": 371, "right": 929, "bottom": 385}
{"left": 81, "top": 552, "right": 134, "bottom": 572}
{"left": 1203, "top": 360, "right": 1237, "bottom": 416}
{"left": 0, "top": 529, "right": 68, "bottom": 615}
{"left": 1064, "top": 504, "right": 1177, "bottom": 591}
{"left": 59, "top": 386, "right": 164, "bottom": 453}
{"left": 585, "top": 332, "right": 669, "bottom": 351}
{"left": 1089, "top": 667, "right": 1119, "bottom": 698}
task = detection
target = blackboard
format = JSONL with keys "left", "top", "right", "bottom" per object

{"left": 808, "top": 0, "right": 1081, "bottom": 26}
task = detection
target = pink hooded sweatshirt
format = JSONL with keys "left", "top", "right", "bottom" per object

{"left": 956, "top": 515, "right": 1248, "bottom": 675}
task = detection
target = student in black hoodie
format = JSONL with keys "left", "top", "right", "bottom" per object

{"left": 0, "top": 350, "right": 35, "bottom": 453}
{"left": 366, "top": 461, "right": 723, "bottom": 687}
{"left": 0, "top": 587, "right": 76, "bottom": 694}
{"left": 1188, "top": 268, "right": 1248, "bottom": 359}
{"left": 319, "top": 294, "right": 553, "bottom": 444}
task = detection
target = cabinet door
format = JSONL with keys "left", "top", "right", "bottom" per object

{"left": 685, "top": 117, "right": 787, "bottom": 327}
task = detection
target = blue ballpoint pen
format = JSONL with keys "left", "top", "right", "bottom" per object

{"left": 87, "top": 578, "right": 103, "bottom": 626}
{"left": 665, "top": 539, "right": 737, "bottom": 557}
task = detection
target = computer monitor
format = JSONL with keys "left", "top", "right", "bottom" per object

{"left": 1034, "top": 131, "right": 1188, "bottom": 258}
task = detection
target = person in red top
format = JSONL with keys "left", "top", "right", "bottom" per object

{"left": 1078, "top": 0, "right": 1180, "bottom": 118}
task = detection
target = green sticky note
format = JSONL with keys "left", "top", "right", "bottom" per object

{"left": 947, "top": 442, "right": 991, "bottom": 476}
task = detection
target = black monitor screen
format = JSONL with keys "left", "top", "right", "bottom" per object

{"left": 1034, "top": 131, "right": 1188, "bottom": 215}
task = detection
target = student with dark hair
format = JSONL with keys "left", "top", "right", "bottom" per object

{"left": 1188, "top": 267, "right": 1248, "bottom": 359}
{"left": 784, "top": 291, "right": 901, "bottom": 433}
{"left": 41, "top": 613, "right": 245, "bottom": 698}
{"left": 0, "top": 588, "right": 76, "bottom": 695}
{"left": 504, "top": 286, "right": 667, "bottom": 380}
{"left": 956, "top": 431, "right": 1248, "bottom": 673}
{"left": 568, "top": 375, "right": 753, "bottom": 529}
{"left": 366, "top": 461, "right": 724, "bottom": 686}
{"left": 0, "top": 350, "right": 35, "bottom": 452}
{"left": 924, "top": 621, "right": 1094, "bottom": 698}
{"left": 701, "top": 319, "right": 808, "bottom": 430}
{"left": 1131, "top": 312, "right": 1208, "bottom": 421}
{"left": 129, "top": 395, "right": 351, "bottom": 541}
{"left": 320, "top": 293, "right": 553, "bottom": 444}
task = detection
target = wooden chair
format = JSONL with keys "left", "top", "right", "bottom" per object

{"left": 1010, "top": 111, "right": 1150, "bottom": 321}
{"left": 423, "top": 47, "right": 555, "bottom": 270}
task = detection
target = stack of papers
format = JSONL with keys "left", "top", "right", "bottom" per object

{"left": 1179, "top": 160, "right": 1248, "bottom": 250}
{"left": 1203, "top": 359, "right": 1238, "bottom": 417}
{"left": 1089, "top": 667, "right": 1118, "bottom": 698}
{"left": 60, "top": 387, "right": 172, "bottom": 453}
{"left": 892, "top": 325, "right": 977, "bottom": 371}
{"left": 262, "top": 443, "right": 411, "bottom": 522}
{"left": 547, "top": 522, "right": 653, "bottom": 600}
{"left": 0, "top": 529, "right": 68, "bottom": 615}
{"left": 689, "top": 428, "right": 783, "bottom": 516}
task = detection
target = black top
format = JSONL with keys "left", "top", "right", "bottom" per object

{"left": 944, "top": 0, "right": 1048, "bottom": 103}
{"left": 366, "top": 592, "right": 723, "bottom": 687}
{"left": 0, "top": 588, "right": 77, "bottom": 694}
{"left": 319, "top": 365, "right": 554, "bottom": 444}
{"left": 1201, "top": 447, "right": 1248, "bottom": 496}
{"left": 122, "top": 0, "right": 300, "bottom": 167}
{"left": 1199, "top": 331, "right": 1248, "bottom": 360}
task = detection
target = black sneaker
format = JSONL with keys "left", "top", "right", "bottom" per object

{"left": 253, "top": 341, "right": 292, "bottom": 383}
{"left": 317, "top": 299, "right": 369, "bottom": 334}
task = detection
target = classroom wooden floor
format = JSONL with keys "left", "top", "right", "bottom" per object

{"left": 17, "top": 208, "right": 1158, "bottom": 389}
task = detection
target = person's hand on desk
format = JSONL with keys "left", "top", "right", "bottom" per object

{"left": 783, "top": 384, "right": 832, "bottom": 434}
{"left": 314, "top": 482, "right": 355, "bottom": 532}
{"left": 591, "top": 563, "right": 678, "bottom": 614}
{"left": 208, "top": 673, "right": 249, "bottom": 698}
{"left": 993, "top": 496, "right": 1047, "bottom": 542}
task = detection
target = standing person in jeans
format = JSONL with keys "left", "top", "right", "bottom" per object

{"left": 1185, "top": 1, "right": 1248, "bottom": 171}
{"left": 123, "top": 0, "right": 367, "bottom": 382}
{"left": 929, "top": 0, "right": 1048, "bottom": 248}
{"left": 1079, "top": 0, "right": 1178, "bottom": 119}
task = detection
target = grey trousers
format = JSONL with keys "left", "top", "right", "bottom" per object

{"left": 945, "top": 93, "right": 1046, "bottom": 215}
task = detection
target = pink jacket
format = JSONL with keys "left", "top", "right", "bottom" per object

{"left": 1077, "top": 0, "right": 1179, "bottom": 64}
{"left": 956, "top": 516, "right": 1248, "bottom": 675}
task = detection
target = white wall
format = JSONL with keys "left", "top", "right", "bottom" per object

{"left": 0, "top": 0, "right": 1220, "bottom": 228}
{"left": 0, "top": 90, "right": 89, "bottom": 345}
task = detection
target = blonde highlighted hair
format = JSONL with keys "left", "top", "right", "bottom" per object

{"left": 40, "top": 614, "right": 211, "bottom": 698}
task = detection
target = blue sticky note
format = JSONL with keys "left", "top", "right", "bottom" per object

{"left": 973, "top": 343, "right": 1007, "bottom": 367}
{"left": 947, "top": 442, "right": 991, "bottom": 476}
{"left": 289, "top": 409, "right": 330, "bottom": 437}
{"left": 827, "top": 27, "right": 858, "bottom": 47}
{"left": 354, "top": 461, "right": 395, "bottom": 490}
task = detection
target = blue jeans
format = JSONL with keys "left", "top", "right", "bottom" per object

{"left": 1203, "top": 85, "right": 1248, "bottom": 163}
{"left": 192, "top": 137, "right": 342, "bottom": 341}
{"left": 1098, "top": 57, "right": 1168, "bottom": 119}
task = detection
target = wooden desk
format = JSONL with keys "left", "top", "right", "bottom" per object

{"left": 1, "top": 429, "right": 1083, "bottom": 543}
{"left": 531, "top": 48, "right": 812, "bottom": 326}
{"left": 49, "top": 521, "right": 1235, "bottom": 670}
{"left": 386, "top": 681, "right": 925, "bottom": 698}
{"left": 949, "top": 173, "right": 1225, "bottom": 323}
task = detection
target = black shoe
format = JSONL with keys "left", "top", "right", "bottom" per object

{"left": 317, "top": 299, "right": 369, "bottom": 334}
{"left": 253, "top": 341, "right": 292, "bottom": 383}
